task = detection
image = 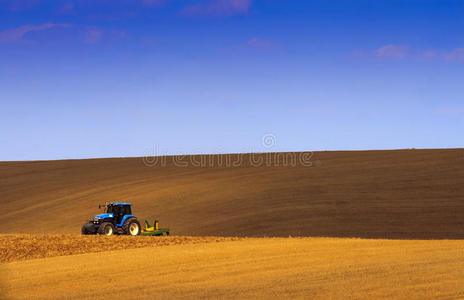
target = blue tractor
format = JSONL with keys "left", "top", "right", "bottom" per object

{"left": 82, "top": 203, "right": 141, "bottom": 236}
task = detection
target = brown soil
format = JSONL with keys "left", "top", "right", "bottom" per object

{"left": 1, "top": 149, "right": 463, "bottom": 238}
{"left": 0, "top": 234, "right": 241, "bottom": 263}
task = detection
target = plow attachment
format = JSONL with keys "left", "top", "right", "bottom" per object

{"left": 141, "top": 219, "right": 170, "bottom": 236}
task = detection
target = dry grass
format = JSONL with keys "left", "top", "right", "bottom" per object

{"left": 2, "top": 237, "right": 464, "bottom": 299}
{"left": 0, "top": 234, "right": 241, "bottom": 263}
{"left": 1, "top": 149, "right": 464, "bottom": 239}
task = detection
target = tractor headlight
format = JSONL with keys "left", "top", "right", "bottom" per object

{"left": 93, "top": 217, "right": 101, "bottom": 223}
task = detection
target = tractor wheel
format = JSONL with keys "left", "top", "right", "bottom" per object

{"left": 97, "top": 222, "right": 115, "bottom": 236}
{"left": 123, "top": 218, "right": 141, "bottom": 236}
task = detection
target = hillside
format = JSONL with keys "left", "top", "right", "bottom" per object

{"left": 2, "top": 237, "right": 464, "bottom": 299}
{"left": 1, "top": 149, "right": 463, "bottom": 238}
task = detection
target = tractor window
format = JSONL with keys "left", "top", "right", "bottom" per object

{"left": 106, "top": 206, "right": 114, "bottom": 214}
{"left": 121, "top": 205, "right": 132, "bottom": 216}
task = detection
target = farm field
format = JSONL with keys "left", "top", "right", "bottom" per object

{"left": 0, "top": 234, "right": 241, "bottom": 263}
{"left": 1, "top": 149, "right": 464, "bottom": 239}
{"left": 1, "top": 236, "right": 464, "bottom": 299}
{"left": 1, "top": 149, "right": 464, "bottom": 299}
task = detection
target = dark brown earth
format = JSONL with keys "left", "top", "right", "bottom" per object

{"left": 1, "top": 149, "right": 463, "bottom": 238}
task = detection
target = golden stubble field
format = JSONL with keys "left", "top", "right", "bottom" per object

{"left": 1, "top": 236, "right": 464, "bottom": 299}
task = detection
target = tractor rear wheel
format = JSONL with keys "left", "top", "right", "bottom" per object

{"left": 123, "top": 218, "right": 141, "bottom": 236}
{"left": 97, "top": 222, "right": 115, "bottom": 236}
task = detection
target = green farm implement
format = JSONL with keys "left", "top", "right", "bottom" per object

{"left": 141, "top": 219, "right": 170, "bottom": 236}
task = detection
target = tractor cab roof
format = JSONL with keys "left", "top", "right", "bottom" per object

{"left": 110, "top": 203, "right": 132, "bottom": 206}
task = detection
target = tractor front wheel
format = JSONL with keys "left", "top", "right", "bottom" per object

{"left": 97, "top": 222, "right": 115, "bottom": 236}
{"left": 82, "top": 222, "right": 97, "bottom": 235}
{"left": 123, "top": 218, "right": 141, "bottom": 236}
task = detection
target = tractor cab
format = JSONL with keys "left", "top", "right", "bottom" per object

{"left": 102, "top": 203, "right": 132, "bottom": 225}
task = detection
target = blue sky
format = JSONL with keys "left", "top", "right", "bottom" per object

{"left": 1, "top": 0, "right": 463, "bottom": 161}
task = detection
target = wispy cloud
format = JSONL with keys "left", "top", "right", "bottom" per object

{"left": 0, "top": 22, "right": 129, "bottom": 45}
{"left": 444, "top": 48, "right": 464, "bottom": 62}
{"left": 180, "top": 0, "right": 252, "bottom": 17}
{"left": 359, "top": 44, "right": 464, "bottom": 63}
{"left": 233, "top": 37, "right": 279, "bottom": 53}
{"left": 81, "top": 26, "right": 128, "bottom": 44}
{"left": 0, "top": 23, "right": 71, "bottom": 43}
{"left": 376, "top": 45, "right": 409, "bottom": 58}
{"left": 81, "top": 26, "right": 104, "bottom": 44}
{"left": 246, "top": 37, "right": 272, "bottom": 50}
